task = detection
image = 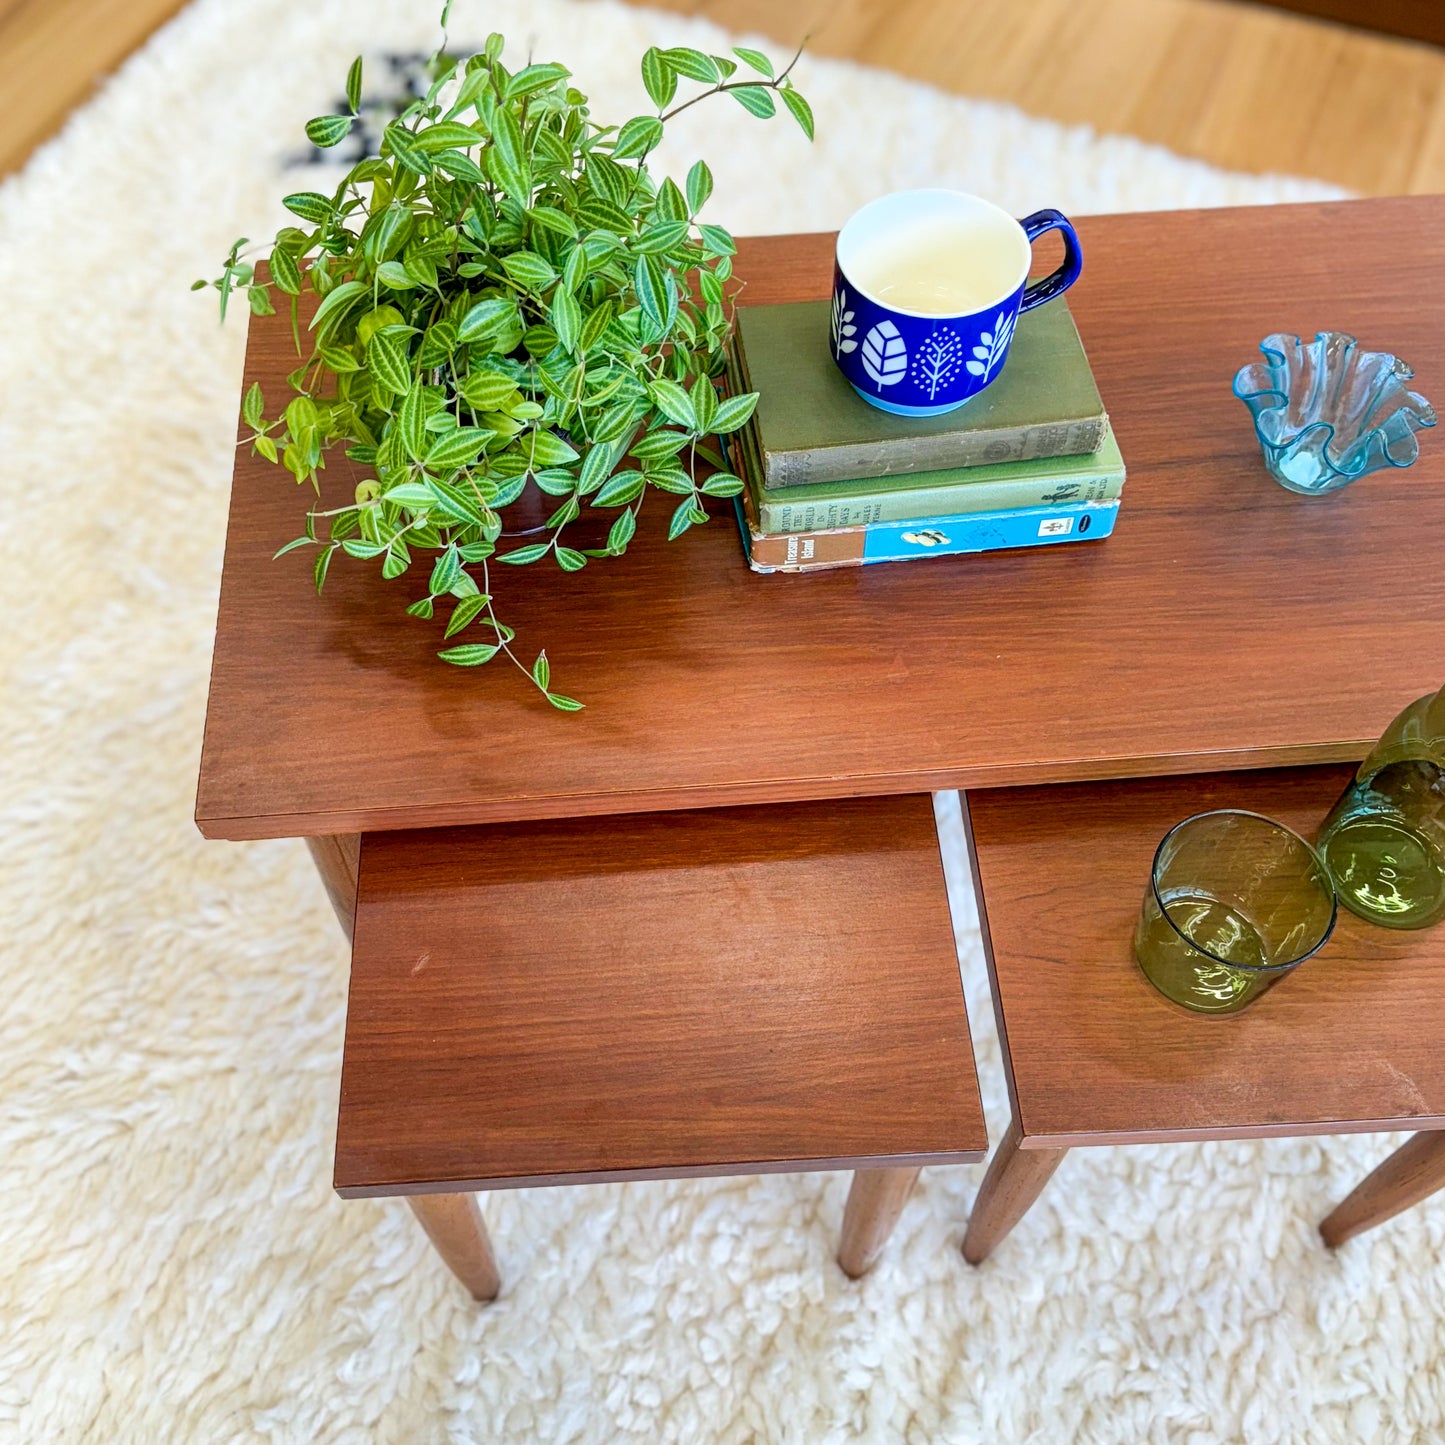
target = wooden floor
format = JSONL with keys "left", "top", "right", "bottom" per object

{"left": 2, "top": 0, "right": 1445, "bottom": 192}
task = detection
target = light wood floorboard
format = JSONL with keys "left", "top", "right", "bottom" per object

{"left": 1, "top": 0, "right": 1444, "bottom": 191}
{"left": 639, "top": 0, "right": 1445, "bottom": 195}
{"left": 0, "top": 0, "right": 189, "bottom": 178}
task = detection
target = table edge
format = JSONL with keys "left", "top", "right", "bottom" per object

{"left": 198, "top": 737, "right": 1370, "bottom": 840}
{"left": 333, "top": 1146, "right": 988, "bottom": 1197}
{"left": 1016, "top": 1114, "right": 1445, "bottom": 1151}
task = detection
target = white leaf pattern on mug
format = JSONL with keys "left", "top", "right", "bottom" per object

{"left": 831, "top": 289, "right": 858, "bottom": 355}
{"left": 965, "top": 310, "right": 1017, "bottom": 380}
{"left": 861, "top": 319, "right": 908, "bottom": 387}
{"left": 910, "top": 329, "right": 965, "bottom": 401}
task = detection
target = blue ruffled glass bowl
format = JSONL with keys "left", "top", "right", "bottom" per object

{"left": 1233, "top": 331, "right": 1436, "bottom": 495}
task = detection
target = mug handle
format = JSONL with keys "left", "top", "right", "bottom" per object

{"left": 1018, "top": 209, "right": 1083, "bottom": 313}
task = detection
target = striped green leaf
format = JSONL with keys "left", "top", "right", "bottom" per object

{"left": 550, "top": 288, "right": 582, "bottom": 353}
{"left": 729, "top": 85, "right": 776, "bottom": 118}
{"left": 526, "top": 430, "right": 580, "bottom": 467}
{"left": 733, "top": 47, "right": 773, "bottom": 77}
{"left": 633, "top": 255, "right": 664, "bottom": 327}
{"left": 710, "top": 392, "right": 759, "bottom": 434}
{"left": 307, "top": 280, "right": 366, "bottom": 336}
{"left": 380, "top": 482, "right": 434, "bottom": 509}
{"left": 530, "top": 206, "right": 578, "bottom": 241}
{"left": 690, "top": 376, "right": 717, "bottom": 433}
{"left": 457, "top": 297, "right": 518, "bottom": 343}
{"left": 594, "top": 469, "right": 646, "bottom": 507}
{"left": 663, "top": 47, "right": 719, "bottom": 83}
{"left": 384, "top": 125, "right": 432, "bottom": 175}
{"left": 282, "top": 192, "right": 332, "bottom": 224}
{"left": 632, "top": 221, "right": 690, "bottom": 255}
{"left": 429, "top": 547, "right": 462, "bottom": 595}
{"left": 305, "top": 114, "right": 353, "bottom": 148}
{"left": 612, "top": 115, "right": 663, "bottom": 160}
{"left": 268, "top": 247, "right": 301, "bottom": 296}
{"left": 607, "top": 509, "right": 636, "bottom": 553}
{"left": 398, "top": 385, "right": 428, "bottom": 462}
{"left": 424, "top": 427, "right": 491, "bottom": 471}
{"left": 503, "top": 62, "right": 571, "bottom": 99}
{"left": 501, "top": 250, "right": 557, "bottom": 289}
{"left": 414, "top": 121, "right": 485, "bottom": 152}
{"left": 641, "top": 47, "right": 676, "bottom": 108}
{"left": 444, "top": 594, "right": 491, "bottom": 638}
{"left": 685, "top": 160, "right": 713, "bottom": 216}
{"left": 366, "top": 329, "right": 412, "bottom": 395}
{"left": 438, "top": 642, "right": 501, "bottom": 666}
{"left": 433, "top": 149, "right": 487, "bottom": 185}
{"left": 780, "top": 87, "right": 815, "bottom": 141}
{"left": 648, "top": 377, "right": 695, "bottom": 429}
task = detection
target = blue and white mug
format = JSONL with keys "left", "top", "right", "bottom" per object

{"left": 830, "top": 189, "right": 1083, "bottom": 417}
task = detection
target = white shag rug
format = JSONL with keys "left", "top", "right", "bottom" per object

{"left": 3, "top": 0, "right": 1441, "bottom": 1440}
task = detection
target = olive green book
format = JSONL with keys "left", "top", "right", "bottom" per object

{"left": 723, "top": 348, "right": 1124, "bottom": 533}
{"left": 734, "top": 297, "right": 1107, "bottom": 488}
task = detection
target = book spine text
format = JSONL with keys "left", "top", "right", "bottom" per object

{"left": 739, "top": 500, "right": 1121, "bottom": 574}
{"left": 763, "top": 417, "right": 1108, "bottom": 489}
{"left": 758, "top": 468, "right": 1124, "bottom": 532}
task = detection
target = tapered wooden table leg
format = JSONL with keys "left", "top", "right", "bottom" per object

{"left": 1320, "top": 1131, "right": 1445, "bottom": 1249}
{"left": 837, "top": 1166, "right": 921, "bottom": 1278}
{"left": 962, "top": 1115, "right": 1066, "bottom": 1265}
{"left": 407, "top": 1193, "right": 501, "bottom": 1301}
{"left": 309, "top": 836, "right": 505, "bottom": 1299}
{"left": 306, "top": 834, "right": 362, "bottom": 942}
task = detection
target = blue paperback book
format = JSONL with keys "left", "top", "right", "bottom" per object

{"left": 736, "top": 495, "right": 1120, "bottom": 573}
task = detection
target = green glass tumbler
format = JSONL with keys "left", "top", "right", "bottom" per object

{"left": 1316, "top": 686, "right": 1445, "bottom": 930}
{"left": 1317, "top": 763, "right": 1445, "bottom": 929}
{"left": 1134, "top": 810, "right": 1337, "bottom": 1015}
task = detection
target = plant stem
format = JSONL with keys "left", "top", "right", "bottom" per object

{"left": 658, "top": 41, "right": 806, "bottom": 124}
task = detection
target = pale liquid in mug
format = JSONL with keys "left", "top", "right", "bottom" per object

{"left": 849, "top": 217, "right": 1021, "bottom": 315}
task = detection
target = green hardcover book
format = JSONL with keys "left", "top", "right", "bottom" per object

{"left": 734, "top": 297, "right": 1108, "bottom": 488}
{"left": 743, "top": 421, "right": 1126, "bottom": 533}
{"left": 723, "top": 348, "right": 1124, "bottom": 533}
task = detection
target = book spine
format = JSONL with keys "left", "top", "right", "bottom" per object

{"left": 764, "top": 416, "right": 1108, "bottom": 489}
{"left": 757, "top": 468, "right": 1124, "bottom": 532}
{"left": 740, "top": 500, "right": 1120, "bottom": 574}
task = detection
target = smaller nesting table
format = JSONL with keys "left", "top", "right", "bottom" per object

{"left": 330, "top": 794, "right": 986, "bottom": 1296}
{"left": 960, "top": 764, "right": 1445, "bottom": 1262}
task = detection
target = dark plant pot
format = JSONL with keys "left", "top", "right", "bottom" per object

{"left": 498, "top": 478, "right": 614, "bottom": 551}
{"left": 498, "top": 478, "right": 552, "bottom": 537}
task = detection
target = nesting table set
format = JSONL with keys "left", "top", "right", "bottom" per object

{"left": 197, "top": 196, "right": 1445, "bottom": 1299}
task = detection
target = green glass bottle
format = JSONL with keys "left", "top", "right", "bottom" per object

{"left": 1317, "top": 686, "right": 1445, "bottom": 930}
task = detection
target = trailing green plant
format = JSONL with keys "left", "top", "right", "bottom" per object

{"left": 199, "top": 7, "right": 812, "bottom": 709}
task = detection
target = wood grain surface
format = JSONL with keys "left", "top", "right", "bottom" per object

{"left": 197, "top": 199, "right": 1445, "bottom": 840}
{"left": 1251, "top": 1, "right": 1445, "bottom": 48}
{"left": 0, "top": 0, "right": 189, "bottom": 178}
{"left": 643, "top": 0, "right": 1445, "bottom": 196}
{"left": 333, "top": 793, "right": 985, "bottom": 1195}
{"left": 965, "top": 763, "right": 1445, "bottom": 1149}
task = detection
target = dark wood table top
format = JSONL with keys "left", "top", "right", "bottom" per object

{"left": 197, "top": 196, "right": 1445, "bottom": 840}
{"left": 333, "top": 794, "right": 985, "bottom": 1195}
{"left": 965, "top": 763, "right": 1445, "bottom": 1149}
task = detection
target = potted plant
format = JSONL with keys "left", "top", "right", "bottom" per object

{"left": 199, "top": 5, "right": 812, "bottom": 708}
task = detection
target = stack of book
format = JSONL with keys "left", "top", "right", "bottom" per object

{"left": 723, "top": 298, "right": 1121, "bottom": 574}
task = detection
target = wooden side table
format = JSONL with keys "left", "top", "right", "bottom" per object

{"left": 196, "top": 198, "right": 1445, "bottom": 843}
{"left": 960, "top": 764, "right": 1445, "bottom": 1262}
{"left": 331, "top": 795, "right": 986, "bottom": 1295}
{"left": 195, "top": 198, "right": 1445, "bottom": 1294}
